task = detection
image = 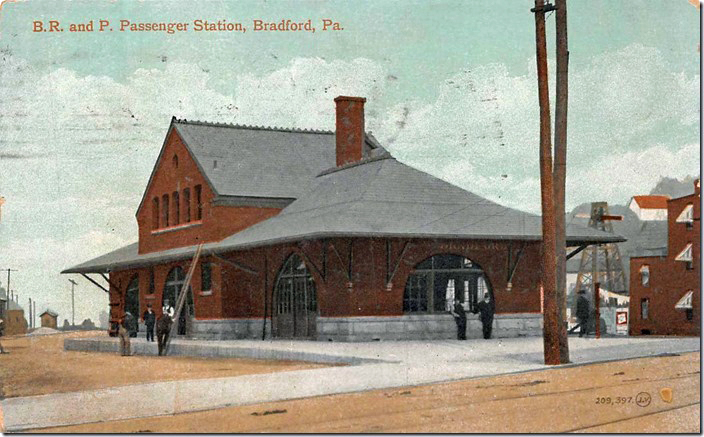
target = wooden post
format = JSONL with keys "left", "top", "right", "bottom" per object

{"left": 553, "top": 0, "right": 570, "bottom": 364}
{"left": 533, "top": 0, "right": 560, "bottom": 365}
{"left": 594, "top": 281, "right": 601, "bottom": 339}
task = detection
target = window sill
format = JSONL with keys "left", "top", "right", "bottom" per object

{"left": 199, "top": 290, "right": 213, "bottom": 296}
{"left": 151, "top": 220, "right": 203, "bottom": 235}
{"left": 144, "top": 294, "right": 156, "bottom": 300}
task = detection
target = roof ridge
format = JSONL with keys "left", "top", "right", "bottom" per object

{"left": 172, "top": 117, "right": 335, "bottom": 135}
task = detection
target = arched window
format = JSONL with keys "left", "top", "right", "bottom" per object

{"left": 163, "top": 266, "right": 194, "bottom": 335}
{"left": 172, "top": 154, "right": 179, "bottom": 168}
{"left": 172, "top": 191, "right": 180, "bottom": 225}
{"left": 163, "top": 267, "right": 185, "bottom": 309}
{"left": 273, "top": 254, "right": 317, "bottom": 338}
{"left": 403, "top": 254, "right": 492, "bottom": 314}
{"left": 162, "top": 194, "right": 170, "bottom": 227}
{"left": 125, "top": 275, "right": 140, "bottom": 318}
{"left": 183, "top": 188, "right": 191, "bottom": 222}
{"left": 152, "top": 197, "right": 159, "bottom": 229}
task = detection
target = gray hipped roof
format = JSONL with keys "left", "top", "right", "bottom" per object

{"left": 216, "top": 155, "right": 622, "bottom": 248}
{"left": 64, "top": 153, "right": 623, "bottom": 274}
{"left": 173, "top": 120, "right": 381, "bottom": 199}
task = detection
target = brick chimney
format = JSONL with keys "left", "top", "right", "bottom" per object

{"left": 334, "top": 96, "right": 366, "bottom": 167}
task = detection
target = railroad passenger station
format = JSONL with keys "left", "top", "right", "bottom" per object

{"left": 63, "top": 96, "right": 619, "bottom": 341}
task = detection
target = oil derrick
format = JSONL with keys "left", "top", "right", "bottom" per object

{"left": 574, "top": 202, "right": 627, "bottom": 298}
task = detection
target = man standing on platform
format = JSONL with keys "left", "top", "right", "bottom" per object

{"left": 450, "top": 298, "right": 467, "bottom": 340}
{"left": 143, "top": 303, "right": 156, "bottom": 342}
{"left": 576, "top": 289, "right": 590, "bottom": 338}
{"left": 475, "top": 292, "right": 495, "bottom": 339}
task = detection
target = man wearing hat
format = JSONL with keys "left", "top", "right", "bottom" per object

{"left": 142, "top": 303, "right": 156, "bottom": 342}
{"left": 474, "top": 292, "right": 495, "bottom": 339}
{"left": 576, "top": 289, "right": 590, "bottom": 337}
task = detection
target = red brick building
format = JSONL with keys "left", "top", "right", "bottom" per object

{"left": 63, "top": 96, "right": 617, "bottom": 341}
{"left": 628, "top": 180, "right": 700, "bottom": 336}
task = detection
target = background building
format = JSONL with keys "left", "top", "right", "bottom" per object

{"left": 629, "top": 180, "right": 700, "bottom": 336}
{"left": 40, "top": 310, "right": 58, "bottom": 329}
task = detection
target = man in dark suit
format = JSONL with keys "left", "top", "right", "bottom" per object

{"left": 450, "top": 298, "right": 467, "bottom": 340}
{"left": 142, "top": 303, "right": 156, "bottom": 342}
{"left": 576, "top": 289, "right": 590, "bottom": 337}
{"left": 474, "top": 292, "right": 495, "bottom": 339}
{"left": 156, "top": 313, "right": 173, "bottom": 356}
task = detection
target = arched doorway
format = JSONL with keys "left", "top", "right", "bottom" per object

{"left": 273, "top": 254, "right": 317, "bottom": 338}
{"left": 163, "top": 266, "right": 194, "bottom": 336}
{"left": 125, "top": 275, "right": 140, "bottom": 319}
{"left": 403, "top": 254, "right": 493, "bottom": 314}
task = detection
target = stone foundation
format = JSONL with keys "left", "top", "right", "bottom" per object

{"left": 182, "top": 313, "right": 542, "bottom": 341}
{"left": 189, "top": 318, "right": 269, "bottom": 340}
{"left": 316, "top": 313, "right": 543, "bottom": 342}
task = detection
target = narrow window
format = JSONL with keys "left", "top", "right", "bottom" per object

{"left": 195, "top": 184, "right": 202, "bottom": 220}
{"left": 172, "top": 191, "right": 180, "bottom": 225}
{"left": 162, "top": 194, "right": 169, "bottom": 227}
{"left": 686, "top": 309, "right": 693, "bottom": 321}
{"left": 201, "top": 262, "right": 212, "bottom": 292}
{"left": 641, "top": 298, "right": 649, "bottom": 320}
{"left": 173, "top": 154, "right": 178, "bottom": 168}
{"left": 149, "top": 267, "right": 155, "bottom": 294}
{"left": 183, "top": 188, "right": 191, "bottom": 222}
{"left": 152, "top": 197, "right": 159, "bottom": 229}
{"left": 640, "top": 265, "right": 650, "bottom": 287}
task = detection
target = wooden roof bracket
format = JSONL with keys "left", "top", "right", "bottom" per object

{"left": 80, "top": 273, "right": 109, "bottom": 293}
{"left": 507, "top": 242, "right": 527, "bottom": 285}
{"left": 297, "top": 242, "right": 326, "bottom": 282}
{"left": 210, "top": 252, "right": 259, "bottom": 275}
{"left": 100, "top": 272, "right": 123, "bottom": 292}
{"left": 566, "top": 244, "right": 588, "bottom": 261}
{"left": 386, "top": 240, "right": 410, "bottom": 287}
{"left": 329, "top": 241, "right": 352, "bottom": 282}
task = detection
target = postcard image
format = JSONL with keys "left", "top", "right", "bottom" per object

{"left": 0, "top": 0, "right": 700, "bottom": 433}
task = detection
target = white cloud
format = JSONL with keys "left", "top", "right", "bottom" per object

{"left": 0, "top": 45, "right": 698, "bottom": 322}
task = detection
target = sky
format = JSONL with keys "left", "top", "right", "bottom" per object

{"left": 0, "top": 0, "right": 699, "bottom": 324}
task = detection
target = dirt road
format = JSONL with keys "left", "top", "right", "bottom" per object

{"left": 0, "top": 331, "right": 328, "bottom": 398}
{"left": 33, "top": 352, "right": 699, "bottom": 433}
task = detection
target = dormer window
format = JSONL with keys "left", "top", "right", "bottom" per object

{"left": 639, "top": 265, "right": 650, "bottom": 286}
{"left": 675, "top": 243, "right": 693, "bottom": 270}
{"left": 173, "top": 154, "right": 179, "bottom": 168}
{"left": 676, "top": 204, "right": 694, "bottom": 230}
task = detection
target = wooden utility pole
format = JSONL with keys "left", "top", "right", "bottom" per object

{"left": 69, "top": 279, "right": 78, "bottom": 326}
{"left": 553, "top": 0, "right": 570, "bottom": 363}
{"left": 532, "top": 0, "right": 560, "bottom": 365}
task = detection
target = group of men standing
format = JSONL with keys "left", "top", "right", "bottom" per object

{"left": 451, "top": 292, "right": 495, "bottom": 340}
{"left": 117, "top": 300, "right": 175, "bottom": 356}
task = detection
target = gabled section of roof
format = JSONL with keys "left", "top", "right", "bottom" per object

{"left": 630, "top": 195, "right": 670, "bottom": 209}
{"left": 136, "top": 118, "right": 384, "bottom": 215}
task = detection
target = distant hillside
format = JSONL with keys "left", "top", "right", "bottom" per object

{"left": 649, "top": 175, "right": 698, "bottom": 199}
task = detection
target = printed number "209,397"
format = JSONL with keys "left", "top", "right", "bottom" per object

{"left": 595, "top": 397, "right": 633, "bottom": 404}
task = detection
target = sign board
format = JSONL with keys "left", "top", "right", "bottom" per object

{"left": 616, "top": 310, "right": 628, "bottom": 334}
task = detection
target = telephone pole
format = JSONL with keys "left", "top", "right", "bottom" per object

{"left": 553, "top": 0, "right": 570, "bottom": 363}
{"left": 532, "top": 0, "right": 560, "bottom": 365}
{"left": 68, "top": 279, "right": 78, "bottom": 326}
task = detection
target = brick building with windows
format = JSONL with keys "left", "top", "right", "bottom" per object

{"left": 63, "top": 96, "right": 618, "bottom": 341}
{"left": 628, "top": 180, "right": 700, "bottom": 336}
